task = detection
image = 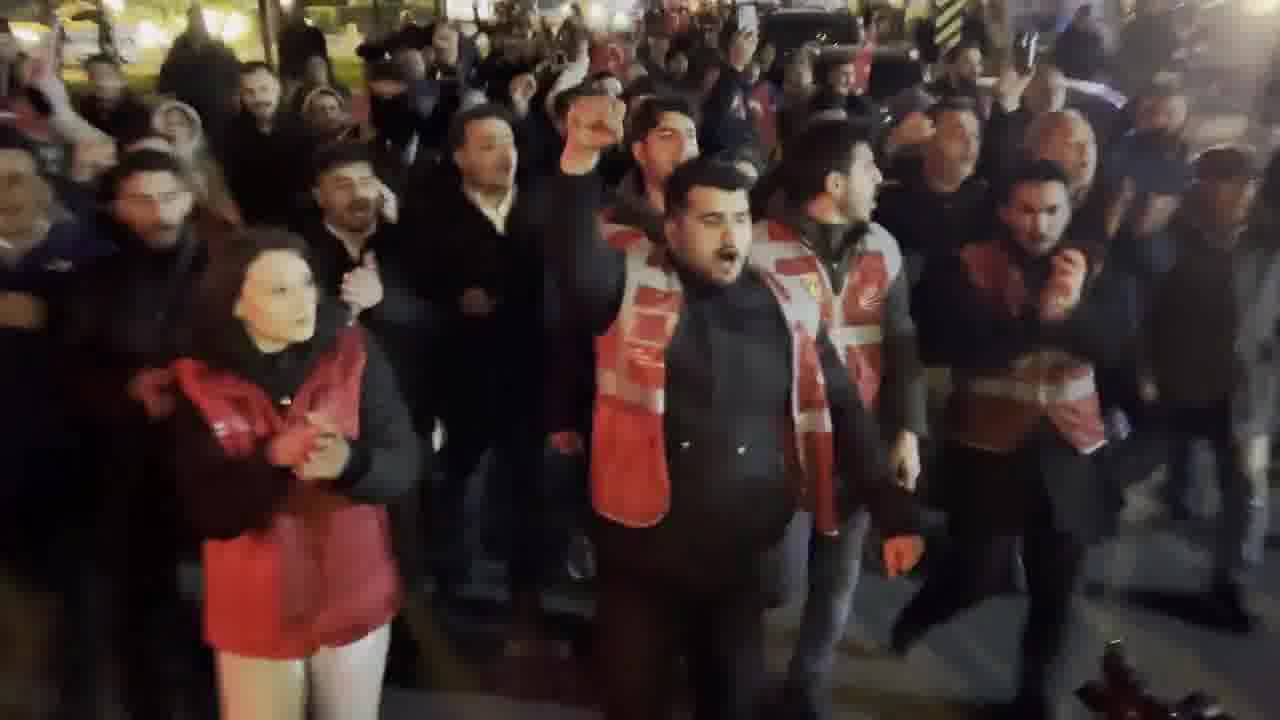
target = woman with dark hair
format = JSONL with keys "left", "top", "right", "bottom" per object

{"left": 168, "top": 228, "right": 419, "bottom": 719}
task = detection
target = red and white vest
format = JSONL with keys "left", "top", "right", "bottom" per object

{"left": 592, "top": 238, "right": 842, "bottom": 536}
{"left": 601, "top": 218, "right": 648, "bottom": 251}
{"left": 947, "top": 241, "right": 1107, "bottom": 455}
{"left": 751, "top": 219, "right": 900, "bottom": 410}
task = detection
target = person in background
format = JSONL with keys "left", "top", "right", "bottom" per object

{"left": 222, "top": 62, "right": 309, "bottom": 227}
{"left": 1145, "top": 147, "right": 1270, "bottom": 634}
{"left": 75, "top": 54, "right": 150, "bottom": 141}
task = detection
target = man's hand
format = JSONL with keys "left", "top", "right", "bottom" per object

{"left": 510, "top": 73, "right": 538, "bottom": 117}
{"left": 460, "top": 286, "right": 497, "bottom": 317}
{"left": 883, "top": 535, "right": 925, "bottom": 578}
{"left": 1132, "top": 192, "right": 1180, "bottom": 238}
{"left": 1239, "top": 435, "right": 1270, "bottom": 481}
{"left": 561, "top": 94, "right": 625, "bottom": 175}
{"left": 993, "top": 68, "right": 1033, "bottom": 112}
{"left": 549, "top": 431, "right": 585, "bottom": 456}
{"left": 889, "top": 431, "right": 921, "bottom": 491}
{"left": 0, "top": 291, "right": 46, "bottom": 330}
{"left": 377, "top": 182, "right": 399, "bottom": 224}
{"left": 1039, "top": 248, "right": 1087, "bottom": 323}
{"left": 342, "top": 252, "right": 383, "bottom": 315}
{"left": 127, "top": 368, "right": 176, "bottom": 420}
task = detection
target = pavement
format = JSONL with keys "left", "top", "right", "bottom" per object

{"left": 359, "top": 460, "right": 1280, "bottom": 720}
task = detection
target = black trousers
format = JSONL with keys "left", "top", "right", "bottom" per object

{"left": 894, "top": 445, "right": 1087, "bottom": 702}
{"left": 595, "top": 572, "right": 770, "bottom": 720}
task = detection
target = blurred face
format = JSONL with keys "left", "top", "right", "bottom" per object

{"left": 931, "top": 109, "right": 981, "bottom": 179}
{"left": 1000, "top": 180, "right": 1072, "bottom": 256}
{"left": 828, "top": 62, "right": 858, "bottom": 96}
{"left": 160, "top": 107, "right": 197, "bottom": 147}
{"left": 307, "top": 93, "right": 346, "bottom": 134}
{"left": 0, "top": 149, "right": 51, "bottom": 241}
{"left": 728, "top": 30, "right": 759, "bottom": 68}
{"left": 666, "top": 185, "right": 753, "bottom": 286}
{"left": 633, "top": 111, "right": 698, "bottom": 186}
{"left": 836, "top": 142, "right": 882, "bottom": 223}
{"left": 1202, "top": 177, "right": 1258, "bottom": 230}
{"left": 784, "top": 61, "right": 813, "bottom": 95}
{"left": 314, "top": 161, "right": 380, "bottom": 234}
{"left": 1025, "top": 67, "right": 1067, "bottom": 116}
{"left": 88, "top": 61, "right": 125, "bottom": 104}
{"left": 234, "top": 250, "right": 319, "bottom": 351}
{"left": 454, "top": 116, "right": 517, "bottom": 194}
{"left": 304, "top": 56, "right": 329, "bottom": 85}
{"left": 650, "top": 36, "right": 670, "bottom": 64}
{"left": 1031, "top": 116, "right": 1097, "bottom": 197}
{"left": 1136, "top": 94, "right": 1188, "bottom": 136}
{"left": 240, "top": 68, "right": 281, "bottom": 122}
{"left": 393, "top": 48, "right": 427, "bottom": 81}
{"left": 433, "top": 25, "right": 460, "bottom": 67}
{"left": 950, "top": 47, "right": 983, "bottom": 85}
{"left": 112, "top": 170, "right": 194, "bottom": 250}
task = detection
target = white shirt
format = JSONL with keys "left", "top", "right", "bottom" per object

{"left": 465, "top": 185, "right": 517, "bottom": 235}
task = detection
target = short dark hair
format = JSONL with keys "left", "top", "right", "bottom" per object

{"left": 239, "top": 61, "right": 276, "bottom": 78}
{"left": 664, "top": 156, "right": 753, "bottom": 218}
{"left": 627, "top": 94, "right": 696, "bottom": 147}
{"left": 448, "top": 103, "right": 515, "bottom": 151}
{"left": 84, "top": 53, "right": 120, "bottom": 71}
{"left": 995, "top": 156, "right": 1071, "bottom": 206}
{"left": 100, "top": 149, "right": 187, "bottom": 204}
{"left": 553, "top": 83, "right": 601, "bottom": 124}
{"left": 312, "top": 142, "right": 374, "bottom": 185}
{"left": 783, "top": 118, "right": 876, "bottom": 206}
{"left": 928, "top": 96, "right": 980, "bottom": 125}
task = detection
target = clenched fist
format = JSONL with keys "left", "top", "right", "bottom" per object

{"left": 561, "top": 95, "right": 626, "bottom": 175}
{"left": 1040, "top": 248, "right": 1087, "bottom": 323}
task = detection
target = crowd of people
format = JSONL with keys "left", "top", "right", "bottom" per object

{"left": 0, "top": 3, "right": 1277, "bottom": 720}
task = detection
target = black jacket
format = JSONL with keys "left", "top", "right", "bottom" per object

{"left": 547, "top": 170, "right": 916, "bottom": 590}
{"left": 171, "top": 302, "right": 420, "bottom": 541}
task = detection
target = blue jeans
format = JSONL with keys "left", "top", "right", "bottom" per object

{"left": 783, "top": 508, "right": 873, "bottom": 694}
{"left": 1164, "top": 404, "right": 1270, "bottom": 581}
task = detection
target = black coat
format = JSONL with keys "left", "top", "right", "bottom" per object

{"left": 546, "top": 170, "right": 917, "bottom": 592}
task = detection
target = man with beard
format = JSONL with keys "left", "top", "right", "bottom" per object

{"left": 873, "top": 98, "right": 989, "bottom": 284}
{"left": 423, "top": 104, "right": 549, "bottom": 653}
{"left": 294, "top": 143, "right": 439, "bottom": 669}
{"left": 608, "top": 95, "right": 700, "bottom": 242}
{"left": 894, "top": 160, "right": 1133, "bottom": 720}
{"left": 755, "top": 119, "right": 927, "bottom": 720}
{"left": 60, "top": 149, "right": 209, "bottom": 720}
{"left": 221, "top": 62, "right": 309, "bottom": 226}
{"left": 0, "top": 128, "right": 114, "bottom": 719}
{"left": 74, "top": 54, "right": 150, "bottom": 141}
{"left": 808, "top": 47, "right": 877, "bottom": 123}
{"left": 549, "top": 94, "right": 923, "bottom": 720}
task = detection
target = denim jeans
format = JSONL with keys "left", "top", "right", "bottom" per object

{"left": 1163, "top": 404, "right": 1270, "bottom": 581}
{"left": 783, "top": 508, "right": 873, "bottom": 694}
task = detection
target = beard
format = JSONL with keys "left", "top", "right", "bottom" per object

{"left": 337, "top": 200, "right": 377, "bottom": 233}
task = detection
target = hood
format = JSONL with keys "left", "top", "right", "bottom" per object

{"left": 152, "top": 98, "right": 205, "bottom": 157}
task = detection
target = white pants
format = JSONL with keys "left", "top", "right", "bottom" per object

{"left": 216, "top": 624, "right": 391, "bottom": 720}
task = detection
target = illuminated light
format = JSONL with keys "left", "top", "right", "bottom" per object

{"left": 611, "top": 11, "right": 631, "bottom": 29}
{"left": 135, "top": 20, "right": 169, "bottom": 48}
{"left": 587, "top": 3, "right": 606, "bottom": 24}
{"left": 104, "top": 0, "right": 124, "bottom": 13}
{"left": 280, "top": 0, "right": 295, "bottom": 10}
{"left": 1242, "top": 0, "right": 1279, "bottom": 14}
{"left": 13, "top": 27, "right": 43, "bottom": 46}
{"left": 203, "top": 9, "right": 250, "bottom": 42}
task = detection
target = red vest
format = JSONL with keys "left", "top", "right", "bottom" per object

{"left": 172, "top": 328, "right": 400, "bottom": 659}
{"left": 751, "top": 219, "right": 900, "bottom": 410}
{"left": 948, "top": 241, "right": 1107, "bottom": 454}
{"left": 592, "top": 239, "right": 841, "bottom": 536}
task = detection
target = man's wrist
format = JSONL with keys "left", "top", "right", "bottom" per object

{"left": 560, "top": 145, "right": 600, "bottom": 176}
